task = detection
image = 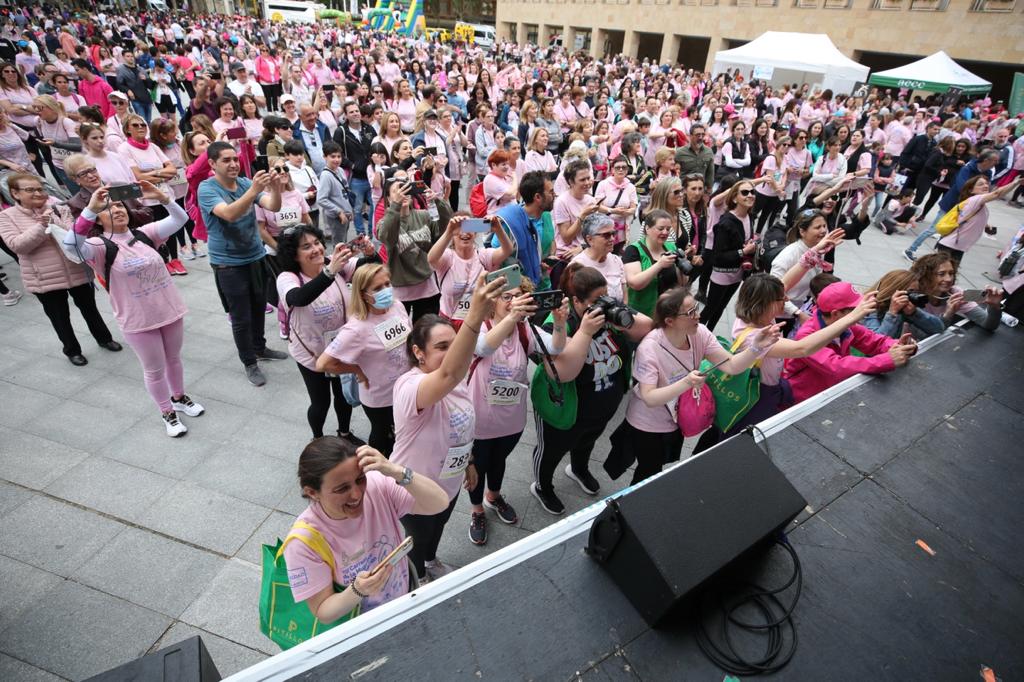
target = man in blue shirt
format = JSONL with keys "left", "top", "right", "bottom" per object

{"left": 199, "top": 141, "right": 289, "bottom": 386}
{"left": 494, "top": 171, "right": 555, "bottom": 285}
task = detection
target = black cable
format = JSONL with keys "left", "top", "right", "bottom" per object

{"left": 694, "top": 537, "right": 802, "bottom": 676}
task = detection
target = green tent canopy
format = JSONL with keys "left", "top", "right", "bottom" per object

{"left": 868, "top": 51, "right": 991, "bottom": 95}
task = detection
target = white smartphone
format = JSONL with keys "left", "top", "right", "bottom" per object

{"left": 370, "top": 536, "right": 413, "bottom": 576}
{"left": 461, "top": 218, "right": 491, "bottom": 233}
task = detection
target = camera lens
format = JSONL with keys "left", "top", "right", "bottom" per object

{"left": 675, "top": 258, "right": 694, "bottom": 276}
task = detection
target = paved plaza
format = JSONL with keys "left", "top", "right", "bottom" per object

{"left": 0, "top": 202, "right": 1019, "bottom": 680}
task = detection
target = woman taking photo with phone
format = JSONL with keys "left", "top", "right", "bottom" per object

{"left": 531, "top": 264, "right": 654, "bottom": 516}
{"left": 284, "top": 439, "right": 449, "bottom": 620}
{"left": 466, "top": 283, "right": 568, "bottom": 544}
{"left": 605, "top": 287, "right": 782, "bottom": 483}
{"left": 63, "top": 182, "right": 203, "bottom": 437}
{"left": 317, "top": 263, "right": 411, "bottom": 456}
{"left": 909, "top": 253, "right": 1001, "bottom": 331}
{"left": 391, "top": 275, "right": 505, "bottom": 581}
{"left": 277, "top": 225, "right": 376, "bottom": 441}
{"left": 376, "top": 178, "right": 453, "bottom": 321}
{"left": 427, "top": 214, "right": 513, "bottom": 326}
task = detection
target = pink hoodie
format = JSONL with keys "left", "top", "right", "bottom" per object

{"left": 783, "top": 311, "right": 897, "bottom": 404}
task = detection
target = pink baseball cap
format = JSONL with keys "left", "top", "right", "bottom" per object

{"left": 817, "top": 282, "right": 862, "bottom": 313}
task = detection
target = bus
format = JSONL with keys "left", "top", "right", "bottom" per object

{"left": 263, "top": 0, "right": 326, "bottom": 24}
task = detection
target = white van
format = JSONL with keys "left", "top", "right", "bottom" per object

{"left": 263, "top": 0, "right": 325, "bottom": 24}
{"left": 471, "top": 24, "right": 496, "bottom": 48}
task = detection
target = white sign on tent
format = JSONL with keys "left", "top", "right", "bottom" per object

{"left": 753, "top": 65, "right": 774, "bottom": 80}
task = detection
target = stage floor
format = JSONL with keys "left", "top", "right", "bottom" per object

{"left": 237, "top": 324, "right": 1024, "bottom": 681}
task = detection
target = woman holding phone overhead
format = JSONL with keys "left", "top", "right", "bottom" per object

{"left": 284, "top": 438, "right": 449, "bottom": 621}
{"left": 427, "top": 214, "right": 513, "bottom": 327}
{"left": 390, "top": 275, "right": 505, "bottom": 582}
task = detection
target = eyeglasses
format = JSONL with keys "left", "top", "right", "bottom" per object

{"left": 612, "top": 164, "right": 628, "bottom": 171}
{"left": 75, "top": 168, "right": 99, "bottom": 179}
{"left": 737, "top": 189, "right": 754, "bottom": 197}
{"left": 14, "top": 186, "right": 45, "bottom": 194}
{"left": 129, "top": 122, "right": 147, "bottom": 129}
{"left": 499, "top": 292, "right": 517, "bottom": 302}
{"left": 679, "top": 302, "right": 703, "bottom": 319}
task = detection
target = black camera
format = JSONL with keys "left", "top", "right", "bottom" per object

{"left": 587, "top": 295, "right": 635, "bottom": 329}
{"left": 674, "top": 256, "right": 694, "bottom": 277}
{"left": 907, "top": 291, "right": 930, "bottom": 307}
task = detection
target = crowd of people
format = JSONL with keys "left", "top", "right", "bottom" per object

{"left": 0, "top": 4, "right": 1022, "bottom": 641}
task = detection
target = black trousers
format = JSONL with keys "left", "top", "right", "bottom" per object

{"left": 604, "top": 420, "right": 684, "bottom": 485}
{"left": 262, "top": 82, "right": 282, "bottom": 112}
{"left": 936, "top": 243, "right": 964, "bottom": 265}
{"left": 296, "top": 362, "right": 353, "bottom": 438}
{"left": 469, "top": 431, "right": 522, "bottom": 505}
{"left": 35, "top": 283, "right": 114, "bottom": 357}
{"left": 402, "top": 292, "right": 440, "bottom": 323}
{"left": 449, "top": 179, "right": 461, "bottom": 211}
{"left": 532, "top": 412, "right": 610, "bottom": 492}
{"left": 213, "top": 261, "right": 267, "bottom": 367}
{"left": 362, "top": 403, "right": 395, "bottom": 456}
{"left": 401, "top": 494, "right": 458, "bottom": 578}
{"left": 700, "top": 280, "right": 741, "bottom": 331}
{"left": 753, "top": 193, "right": 783, "bottom": 235}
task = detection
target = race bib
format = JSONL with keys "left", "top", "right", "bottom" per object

{"left": 438, "top": 442, "right": 472, "bottom": 479}
{"left": 169, "top": 168, "right": 187, "bottom": 186}
{"left": 373, "top": 317, "right": 410, "bottom": 351}
{"left": 487, "top": 379, "right": 526, "bottom": 405}
{"left": 275, "top": 207, "right": 301, "bottom": 227}
{"left": 451, "top": 295, "right": 470, "bottom": 321}
{"left": 50, "top": 146, "right": 74, "bottom": 162}
{"left": 323, "top": 327, "right": 340, "bottom": 347}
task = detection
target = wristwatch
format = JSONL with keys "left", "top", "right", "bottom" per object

{"left": 396, "top": 466, "right": 414, "bottom": 486}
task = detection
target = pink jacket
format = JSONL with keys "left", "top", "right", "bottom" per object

{"left": 0, "top": 204, "right": 91, "bottom": 293}
{"left": 254, "top": 56, "right": 281, "bottom": 85}
{"left": 783, "top": 311, "right": 897, "bottom": 404}
{"left": 185, "top": 150, "right": 213, "bottom": 242}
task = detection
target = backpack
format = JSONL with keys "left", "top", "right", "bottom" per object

{"left": 469, "top": 181, "right": 488, "bottom": 218}
{"left": 97, "top": 231, "right": 157, "bottom": 291}
{"left": 755, "top": 222, "right": 788, "bottom": 273}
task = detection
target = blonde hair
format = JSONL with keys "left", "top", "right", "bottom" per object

{"left": 519, "top": 99, "right": 538, "bottom": 120}
{"left": 527, "top": 126, "right": 548, "bottom": 152}
{"left": 380, "top": 111, "right": 402, "bottom": 138}
{"left": 349, "top": 263, "right": 388, "bottom": 320}
{"left": 122, "top": 113, "right": 148, "bottom": 137}
{"left": 654, "top": 146, "right": 675, "bottom": 167}
{"left": 33, "top": 94, "right": 65, "bottom": 117}
{"left": 646, "top": 176, "right": 683, "bottom": 216}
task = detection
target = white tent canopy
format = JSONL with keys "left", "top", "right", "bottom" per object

{"left": 868, "top": 51, "right": 991, "bottom": 95}
{"left": 712, "top": 32, "right": 869, "bottom": 95}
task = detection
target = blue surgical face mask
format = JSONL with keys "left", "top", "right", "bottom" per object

{"left": 371, "top": 286, "right": 393, "bottom": 309}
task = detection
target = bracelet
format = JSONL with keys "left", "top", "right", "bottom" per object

{"left": 350, "top": 583, "right": 368, "bottom": 599}
{"left": 465, "top": 324, "right": 481, "bottom": 334}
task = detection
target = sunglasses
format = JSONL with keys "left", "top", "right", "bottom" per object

{"left": 737, "top": 189, "right": 754, "bottom": 197}
{"left": 592, "top": 231, "right": 616, "bottom": 240}
{"left": 613, "top": 164, "right": 628, "bottom": 171}
{"left": 828, "top": 194, "right": 841, "bottom": 202}
{"left": 672, "top": 189, "right": 684, "bottom": 195}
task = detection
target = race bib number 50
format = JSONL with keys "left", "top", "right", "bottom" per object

{"left": 374, "top": 317, "right": 410, "bottom": 351}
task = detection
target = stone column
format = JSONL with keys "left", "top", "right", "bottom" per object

{"left": 661, "top": 34, "right": 681, "bottom": 66}
{"left": 539, "top": 24, "right": 552, "bottom": 47}
{"left": 705, "top": 36, "right": 724, "bottom": 73}
{"left": 516, "top": 22, "right": 529, "bottom": 47}
{"left": 565, "top": 26, "right": 577, "bottom": 52}
{"left": 624, "top": 30, "right": 640, "bottom": 59}
{"left": 591, "top": 28, "right": 606, "bottom": 59}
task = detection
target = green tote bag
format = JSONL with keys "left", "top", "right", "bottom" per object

{"left": 698, "top": 329, "right": 762, "bottom": 433}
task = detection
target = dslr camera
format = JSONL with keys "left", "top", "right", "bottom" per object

{"left": 587, "top": 295, "right": 636, "bottom": 329}
{"left": 906, "top": 291, "right": 930, "bottom": 307}
{"left": 675, "top": 255, "right": 694, "bottom": 277}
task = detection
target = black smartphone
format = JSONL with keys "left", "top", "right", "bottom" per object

{"left": 532, "top": 289, "right": 564, "bottom": 312}
{"left": 107, "top": 183, "right": 143, "bottom": 202}
{"left": 405, "top": 180, "right": 427, "bottom": 196}
{"left": 253, "top": 155, "right": 269, "bottom": 174}
{"left": 423, "top": 146, "right": 437, "bottom": 155}
{"left": 322, "top": 83, "right": 335, "bottom": 93}
{"left": 209, "top": 72, "right": 222, "bottom": 80}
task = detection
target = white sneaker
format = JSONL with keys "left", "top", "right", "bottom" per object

{"left": 163, "top": 411, "right": 188, "bottom": 437}
{"left": 171, "top": 394, "right": 205, "bottom": 417}
{"left": 424, "top": 558, "right": 453, "bottom": 581}
{"left": 2, "top": 290, "right": 22, "bottom": 306}
{"left": 181, "top": 247, "right": 196, "bottom": 261}
{"left": 194, "top": 243, "right": 207, "bottom": 258}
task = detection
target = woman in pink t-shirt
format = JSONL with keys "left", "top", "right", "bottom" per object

{"left": 466, "top": 282, "right": 567, "bottom": 544}
{"left": 606, "top": 287, "right": 780, "bottom": 483}
{"left": 277, "top": 226, "right": 376, "bottom": 441}
{"left": 523, "top": 128, "right": 557, "bottom": 175}
{"left": 81, "top": 122, "right": 136, "bottom": 187}
{"left": 937, "top": 175, "right": 1021, "bottom": 262}
{"left": 552, "top": 159, "right": 603, "bottom": 258}
{"left": 594, "top": 156, "right": 639, "bottom": 248}
{"left": 571, "top": 213, "right": 628, "bottom": 302}
{"left": 284, "top": 438, "right": 448, "bottom": 622}
{"left": 481, "top": 149, "right": 519, "bottom": 210}
{"left": 318, "top": 264, "right": 412, "bottom": 456}
{"left": 426, "top": 215, "right": 513, "bottom": 325}
{"left": 64, "top": 183, "right": 203, "bottom": 438}
{"left": 390, "top": 275, "right": 505, "bottom": 581}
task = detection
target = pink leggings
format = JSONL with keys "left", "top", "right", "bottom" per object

{"left": 123, "top": 318, "right": 185, "bottom": 414}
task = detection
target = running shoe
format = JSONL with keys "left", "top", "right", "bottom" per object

{"left": 163, "top": 411, "right": 188, "bottom": 437}
{"left": 483, "top": 495, "right": 518, "bottom": 524}
{"left": 2, "top": 289, "right": 22, "bottom": 306}
{"left": 171, "top": 394, "right": 205, "bottom": 417}
{"left": 564, "top": 463, "right": 600, "bottom": 496}
{"left": 531, "top": 482, "right": 565, "bottom": 515}
{"left": 424, "top": 558, "right": 454, "bottom": 581}
{"left": 468, "top": 512, "right": 487, "bottom": 545}
{"left": 245, "top": 363, "right": 267, "bottom": 386}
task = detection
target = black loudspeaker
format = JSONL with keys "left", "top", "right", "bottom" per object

{"left": 84, "top": 636, "right": 221, "bottom": 682}
{"left": 587, "top": 432, "right": 806, "bottom": 627}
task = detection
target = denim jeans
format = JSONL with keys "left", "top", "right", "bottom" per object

{"left": 130, "top": 99, "right": 153, "bottom": 122}
{"left": 907, "top": 213, "right": 941, "bottom": 254}
{"left": 348, "top": 177, "right": 371, "bottom": 236}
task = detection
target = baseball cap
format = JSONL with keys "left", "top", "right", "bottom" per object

{"left": 280, "top": 94, "right": 296, "bottom": 104}
{"left": 108, "top": 91, "right": 129, "bottom": 101}
{"left": 817, "top": 282, "right": 862, "bottom": 313}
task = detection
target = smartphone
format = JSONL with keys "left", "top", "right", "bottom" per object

{"left": 253, "top": 155, "right": 269, "bottom": 174}
{"left": 461, "top": 218, "right": 491, "bottom": 233}
{"left": 107, "top": 183, "right": 143, "bottom": 202}
{"left": 209, "top": 72, "right": 222, "bottom": 80}
{"left": 322, "top": 83, "right": 335, "bottom": 93}
{"left": 532, "top": 289, "right": 564, "bottom": 312}
{"left": 423, "top": 146, "right": 437, "bottom": 155}
{"left": 485, "top": 263, "right": 522, "bottom": 291}
{"left": 699, "top": 356, "right": 732, "bottom": 376}
{"left": 226, "top": 127, "right": 246, "bottom": 140}
{"left": 405, "top": 180, "right": 427, "bottom": 196}
{"left": 960, "top": 288, "right": 986, "bottom": 302}
{"left": 370, "top": 536, "right": 413, "bottom": 576}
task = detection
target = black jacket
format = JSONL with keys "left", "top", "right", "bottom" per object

{"left": 711, "top": 211, "right": 747, "bottom": 272}
{"left": 332, "top": 121, "right": 376, "bottom": 180}
{"left": 899, "top": 133, "right": 936, "bottom": 173}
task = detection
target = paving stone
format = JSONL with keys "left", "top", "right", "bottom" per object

{"left": 140, "top": 481, "right": 271, "bottom": 555}
{"left": 2, "top": 356, "right": 108, "bottom": 400}
{"left": 230, "top": 410, "right": 316, "bottom": 462}
{"left": 235, "top": 510, "right": 294, "bottom": 566}
{"left": 0, "top": 382, "right": 63, "bottom": 431}
{"left": 0, "top": 581, "right": 170, "bottom": 681}
{"left": 0, "top": 654, "right": 66, "bottom": 682}
{"left": 185, "top": 448, "right": 295, "bottom": 508}
{"left": 73, "top": 527, "right": 225, "bottom": 618}
{"left": 22, "top": 398, "right": 143, "bottom": 454}
{"left": 44, "top": 456, "right": 176, "bottom": 523}
{"left": 0, "top": 427, "right": 91, "bottom": 491}
{"left": 179, "top": 559, "right": 277, "bottom": 655}
{"left": 153, "top": 623, "right": 267, "bottom": 678}
{"left": 103, "top": 425, "right": 216, "bottom": 479}
{"left": 0, "top": 554, "right": 64, "bottom": 633}
{"left": 0, "top": 480, "right": 33, "bottom": 517}
{"left": 0, "top": 495, "right": 125, "bottom": 576}
{"left": 71, "top": 371, "right": 154, "bottom": 418}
